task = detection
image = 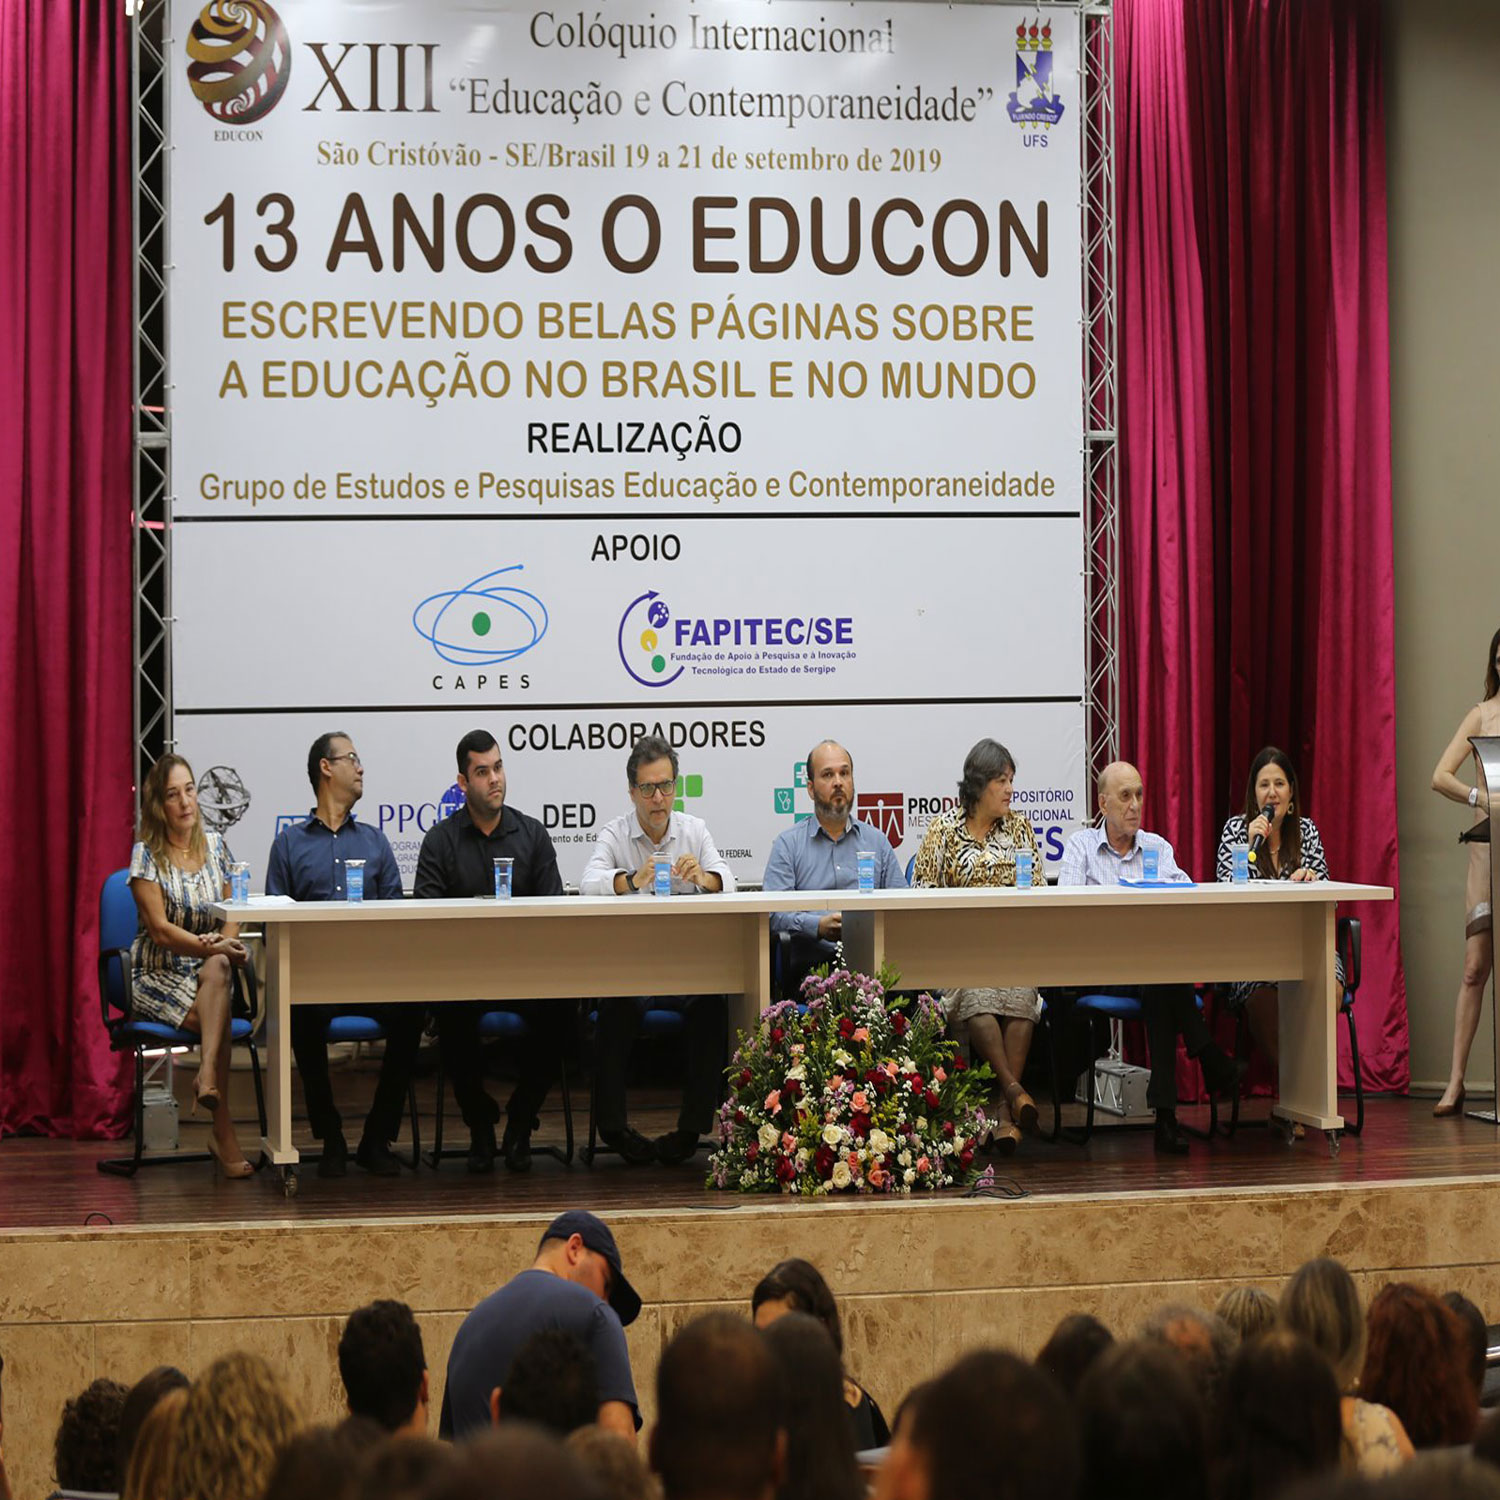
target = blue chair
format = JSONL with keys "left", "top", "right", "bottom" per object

{"left": 97, "top": 868, "right": 267, "bottom": 1177}
{"left": 311, "top": 1013, "right": 424, "bottom": 1169}
{"left": 427, "top": 1007, "right": 574, "bottom": 1165}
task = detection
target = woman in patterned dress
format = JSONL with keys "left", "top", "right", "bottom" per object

{"left": 1214, "top": 746, "right": 1336, "bottom": 1067}
{"left": 911, "top": 738, "right": 1045, "bottom": 1154}
{"left": 1428, "top": 627, "right": 1500, "bottom": 1116}
{"left": 128, "top": 753, "right": 253, "bottom": 1177}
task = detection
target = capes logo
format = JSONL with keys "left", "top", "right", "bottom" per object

{"left": 414, "top": 564, "right": 549, "bottom": 667}
{"left": 186, "top": 1, "right": 293, "bottom": 124}
{"left": 1006, "top": 18, "right": 1066, "bottom": 129}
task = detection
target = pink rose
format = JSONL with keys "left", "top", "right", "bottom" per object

{"left": 884, "top": 1060, "right": 899, "bottom": 1077}
{"left": 934, "top": 1067, "right": 947, "bottom": 1083}
{"left": 852, "top": 1026, "right": 870, "bottom": 1043}
{"left": 916, "top": 1155, "right": 931, "bottom": 1173}
{"left": 765, "top": 1090, "right": 781, "bottom": 1111}
{"left": 867, "top": 1163, "right": 886, "bottom": 1189}
{"left": 851, "top": 1090, "right": 869, "bottom": 1113}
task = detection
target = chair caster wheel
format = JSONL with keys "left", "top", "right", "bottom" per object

{"left": 1325, "top": 1130, "right": 1342, "bottom": 1159}
{"left": 280, "top": 1166, "right": 298, "bottom": 1197}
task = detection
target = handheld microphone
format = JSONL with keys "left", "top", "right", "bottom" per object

{"left": 1247, "top": 803, "right": 1274, "bottom": 865}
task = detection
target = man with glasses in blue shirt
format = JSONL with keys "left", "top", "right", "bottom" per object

{"left": 266, "top": 732, "right": 420, "bottom": 1178}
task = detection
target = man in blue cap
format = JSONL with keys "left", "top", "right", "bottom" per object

{"left": 439, "top": 1210, "right": 641, "bottom": 1443}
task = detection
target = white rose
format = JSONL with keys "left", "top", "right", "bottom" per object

{"left": 903, "top": 1168, "right": 916, "bottom": 1185}
{"left": 831, "top": 1160, "right": 853, "bottom": 1189}
{"left": 833, "top": 1049, "right": 853, "bottom": 1068}
{"left": 785, "top": 1063, "right": 806, "bottom": 1083}
{"left": 796, "top": 1149, "right": 810, "bottom": 1166}
{"left": 758, "top": 1123, "right": 780, "bottom": 1152}
{"left": 916, "top": 1115, "right": 929, "bottom": 1134}
{"left": 869, "top": 1128, "right": 892, "bottom": 1155}
{"left": 822, "top": 1124, "right": 843, "bottom": 1147}
{"left": 897, "top": 1150, "right": 911, "bottom": 1167}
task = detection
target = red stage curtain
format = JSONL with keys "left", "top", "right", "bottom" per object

{"left": 0, "top": 1, "right": 135, "bottom": 1134}
{"left": 1117, "top": 0, "right": 1408, "bottom": 1094}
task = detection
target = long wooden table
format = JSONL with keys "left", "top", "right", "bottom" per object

{"left": 218, "top": 880, "right": 1389, "bottom": 1178}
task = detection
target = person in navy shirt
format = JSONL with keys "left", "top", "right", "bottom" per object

{"left": 265, "top": 732, "right": 421, "bottom": 1178}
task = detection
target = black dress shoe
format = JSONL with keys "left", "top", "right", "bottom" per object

{"left": 355, "top": 1137, "right": 402, "bottom": 1178}
{"left": 1199, "top": 1046, "right": 1250, "bottom": 1098}
{"left": 317, "top": 1131, "right": 349, "bottom": 1179}
{"left": 501, "top": 1116, "right": 533, "bottom": 1173}
{"left": 653, "top": 1129, "right": 700, "bottom": 1166}
{"left": 601, "top": 1126, "right": 657, "bottom": 1166}
{"left": 1154, "top": 1112, "right": 1191, "bottom": 1156}
{"left": 467, "top": 1122, "right": 496, "bottom": 1175}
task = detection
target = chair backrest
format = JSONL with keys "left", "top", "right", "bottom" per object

{"left": 1337, "top": 915, "right": 1362, "bottom": 995}
{"left": 905, "top": 854, "right": 917, "bottom": 885}
{"left": 98, "top": 867, "right": 137, "bottom": 1020}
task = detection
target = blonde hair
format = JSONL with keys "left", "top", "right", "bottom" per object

{"left": 171, "top": 1353, "right": 300, "bottom": 1500}
{"left": 1215, "top": 1286, "right": 1278, "bottom": 1344}
{"left": 121, "top": 1386, "right": 187, "bottom": 1500}
{"left": 1279, "top": 1257, "right": 1366, "bottom": 1391}
{"left": 138, "top": 753, "right": 207, "bottom": 869}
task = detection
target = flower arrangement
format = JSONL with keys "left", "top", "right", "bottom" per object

{"left": 707, "top": 965, "right": 994, "bottom": 1195}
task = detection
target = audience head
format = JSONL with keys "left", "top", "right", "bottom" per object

{"left": 1278, "top": 1256, "right": 1367, "bottom": 1390}
{"left": 1362, "top": 1282, "right": 1479, "bottom": 1448}
{"left": 1078, "top": 1340, "right": 1207, "bottom": 1500}
{"left": 496, "top": 1329, "right": 598, "bottom": 1436}
{"left": 652, "top": 1312, "right": 782, "bottom": 1500}
{"left": 1035, "top": 1311, "right": 1115, "bottom": 1397}
{"left": 1212, "top": 1329, "right": 1343, "bottom": 1500}
{"left": 139, "top": 752, "right": 205, "bottom": 863}
{"left": 1215, "top": 1287, "right": 1278, "bottom": 1345}
{"left": 1284, "top": 1452, "right": 1500, "bottom": 1500}
{"left": 1140, "top": 1303, "right": 1234, "bottom": 1409}
{"left": 263, "top": 1417, "right": 384, "bottom": 1500}
{"left": 957, "top": 738, "right": 1017, "bottom": 817}
{"left": 121, "top": 1385, "right": 188, "bottom": 1500}
{"left": 419, "top": 1426, "right": 603, "bottom": 1500}
{"left": 1443, "top": 1291, "right": 1489, "bottom": 1402}
{"left": 880, "top": 1350, "right": 1076, "bottom": 1500}
{"left": 54, "top": 1377, "right": 129, "bottom": 1495}
{"left": 751, "top": 1258, "right": 844, "bottom": 1354}
{"left": 761, "top": 1312, "right": 861, "bottom": 1500}
{"left": 117, "top": 1365, "right": 190, "bottom": 1476}
{"left": 568, "top": 1427, "right": 662, "bottom": 1500}
{"left": 355, "top": 1435, "right": 456, "bottom": 1500}
{"left": 172, "top": 1351, "right": 300, "bottom": 1500}
{"left": 536, "top": 1211, "right": 642, "bottom": 1326}
{"left": 339, "top": 1299, "right": 429, "bottom": 1435}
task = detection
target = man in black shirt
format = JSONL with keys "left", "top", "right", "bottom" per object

{"left": 415, "top": 729, "right": 565, "bottom": 1172}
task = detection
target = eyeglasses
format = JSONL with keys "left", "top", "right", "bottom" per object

{"left": 633, "top": 779, "right": 677, "bottom": 799}
{"left": 327, "top": 752, "right": 362, "bottom": 768}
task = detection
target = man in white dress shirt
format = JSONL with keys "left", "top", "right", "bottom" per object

{"left": 580, "top": 734, "right": 735, "bottom": 1165}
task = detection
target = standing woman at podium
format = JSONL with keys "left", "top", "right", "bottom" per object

{"left": 1428, "top": 627, "right": 1500, "bottom": 1117}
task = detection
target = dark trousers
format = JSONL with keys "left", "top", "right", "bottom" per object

{"left": 594, "top": 995, "right": 728, "bottom": 1138}
{"left": 1116, "top": 984, "right": 1212, "bottom": 1111}
{"left": 289, "top": 1003, "right": 424, "bottom": 1145}
{"left": 436, "top": 1001, "right": 569, "bottom": 1132}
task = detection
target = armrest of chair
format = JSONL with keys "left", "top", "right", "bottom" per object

{"left": 97, "top": 947, "right": 135, "bottom": 1028}
{"left": 232, "top": 929, "right": 262, "bottom": 1025}
{"left": 1336, "top": 916, "right": 1361, "bottom": 995}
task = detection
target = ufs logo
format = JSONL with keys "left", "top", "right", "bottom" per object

{"left": 186, "top": 1, "right": 293, "bottom": 124}
{"left": 413, "top": 564, "right": 549, "bottom": 666}
{"left": 1006, "top": 18, "right": 1066, "bottom": 130}
{"left": 618, "top": 590, "right": 684, "bottom": 688}
{"left": 855, "top": 792, "right": 904, "bottom": 850}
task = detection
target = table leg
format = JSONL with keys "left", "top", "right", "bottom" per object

{"left": 261, "top": 925, "right": 299, "bottom": 1165}
{"left": 1274, "top": 902, "right": 1343, "bottom": 1132}
{"left": 730, "top": 913, "right": 771, "bottom": 1047}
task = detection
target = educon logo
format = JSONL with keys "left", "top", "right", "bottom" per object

{"left": 186, "top": 0, "right": 293, "bottom": 123}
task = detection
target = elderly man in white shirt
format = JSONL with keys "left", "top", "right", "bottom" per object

{"left": 1057, "top": 760, "right": 1245, "bottom": 1156}
{"left": 580, "top": 733, "right": 735, "bottom": 1165}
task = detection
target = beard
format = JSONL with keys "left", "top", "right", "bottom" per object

{"left": 813, "top": 792, "right": 851, "bottom": 826}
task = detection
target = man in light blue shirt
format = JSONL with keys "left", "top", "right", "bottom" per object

{"left": 762, "top": 739, "right": 907, "bottom": 995}
{"left": 1057, "top": 760, "right": 1244, "bottom": 1155}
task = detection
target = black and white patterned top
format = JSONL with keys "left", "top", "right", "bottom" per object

{"left": 1215, "top": 814, "right": 1330, "bottom": 882}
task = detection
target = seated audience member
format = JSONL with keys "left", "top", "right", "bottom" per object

{"left": 1035, "top": 1311, "right": 1115, "bottom": 1397}
{"left": 415, "top": 729, "right": 565, "bottom": 1173}
{"left": 650, "top": 1313, "right": 784, "bottom": 1500}
{"left": 52, "top": 1378, "right": 129, "bottom": 1498}
{"left": 1140, "top": 1303, "right": 1235, "bottom": 1410}
{"left": 1215, "top": 746, "right": 1340, "bottom": 1067}
{"left": 1279, "top": 1257, "right": 1413, "bottom": 1474}
{"left": 1058, "top": 761, "right": 1245, "bottom": 1154}
{"left": 750, "top": 1258, "right": 889, "bottom": 1448}
{"left": 116, "top": 1367, "right": 189, "bottom": 1479}
{"left": 1475, "top": 1408, "right": 1500, "bottom": 1471}
{"left": 339, "top": 1299, "right": 429, "bottom": 1436}
{"left": 1282, "top": 1452, "right": 1500, "bottom": 1500}
{"left": 263, "top": 1418, "right": 385, "bottom": 1500}
{"left": 876, "top": 1350, "right": 1078, "bottom": 1500}
{"left": 761, "top": 740, "right": 907, "bottom": 997}
{"left": 441, "top": 1211, "right": 640, "bottom": 1443}
{"left": 128, "top": 753, "right": 253, "bottom": 1178}
{"left": 910, "top": 739, "right": 1045, "bottom": 1153}
{"left": 170, "top": 1352, "right": 300, "bottom": 1500}
{"left": 1444, "top": 1291, "right": 1491, "bottom": 1408}
{"left": 354, "top": 1437, "right": 456, "bottom": 1500}
{"left": 1361, "top": 1282, "right": 1480, "bottom": 1449}
{"left": 119, "top": 1387, "right": 186, "bottom": 1500}
{"left": 761, "top": 1313, "right": 863, "bottom": 1500}
{"left": 420, "top": 1428, "right": 604, "bottom": 1500}
{"left": 1212, "top": 1330, "right": 1344, "bottom": 1500}
{"left": 266, "top": 733, "right": 421, "bottom": 1177}
{"left": 1078, "top": 1342, "right": 1208, "bottom": 1500}
{"left": 567, "top": 1428, "right": 661, "bottom": 1500}
{"left": 497, "top": 1330, "right": 598, "bottom": 1436}
{"left": 579, "top": 734, "right": 733, "bottom": 1166}
{"left": 1215, "top": 1287, "right": 1278, "bottom": 1344}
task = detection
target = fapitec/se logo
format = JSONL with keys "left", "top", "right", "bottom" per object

{"left": 618, "top": 591, "right": 683, "bottom": 689}
{"left": 186, "top": 1, "right": 293, "bottom": 123}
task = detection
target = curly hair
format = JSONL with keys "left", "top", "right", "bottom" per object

{"left": 1360, "top": 1283, "right": 1478, "bottom": 1448}
{"left": 55, "top": 1377, "right": 129, "bottom": 1492}
{"left": 172, "top": 1352, "right": 300, "bottom": 1500}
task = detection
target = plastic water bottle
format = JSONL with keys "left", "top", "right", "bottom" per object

{"left": 1015, "top": 848, "right": 1034, "bottom": 887}
{"left": 1141, "top": 845, "right": 1160, "bottom": 882}
{"left": 1232, "top": 844, "right": 1250, "bottom": 883}
{"left": 653, "top": 853, "right": 672, "bottom": 897}
{"left": 856, "top": 849, "right": 876, "bottom": 892}
{"left": 345, "top": 859, "right": 365, "bottom": 902}
{"left": 493, "top": 857, "right": 514, "bottom": 899}
{"left": 230, "top": 862, "right": 250, "bottom": 903}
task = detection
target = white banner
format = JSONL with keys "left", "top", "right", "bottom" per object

{"left": 165, "top": 0, "right": 1087, "bottom": 885}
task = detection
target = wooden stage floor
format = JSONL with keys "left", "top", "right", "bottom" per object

{"left": 3, "top": 1089, "right": 1497, "bottom": 1232}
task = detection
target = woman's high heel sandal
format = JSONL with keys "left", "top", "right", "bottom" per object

{"left": 206, "top": 1136, "right": 254, "bottom": 1180}
{"left": 1433, "top": 1087, "right": 1466, "bottom": 1118}
{"left": 193, "top": 1073, "right": 221, "bottom": 1115}
{"left": 1004, "top": 1083, "right": 1039, "bottom": 1135}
